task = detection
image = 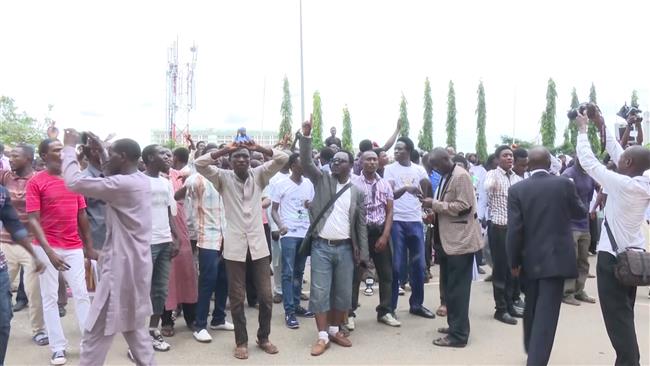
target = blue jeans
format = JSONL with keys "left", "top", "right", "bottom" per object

{"left": 391, "top": 221, "right": 425, "bottom": 311}
{"left": 0, "top": 269, "right": 12, "bottom": 366}
{"left": 194, "top": 248, "right": 228, "bottom": 330}
{"left": 309, "top": 239, "right": 354, "bottom": 314}
{"left": 280, "top": 237, "right": 308, "bottom": 314}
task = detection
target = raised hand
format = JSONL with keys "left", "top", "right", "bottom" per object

{"left": 63, "top": 128, "right": 82, "bottom": 147}
{"left": 302, "top": 114, "right": 313, "bottom": 137}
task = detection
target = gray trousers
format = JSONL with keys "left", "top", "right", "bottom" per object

{"left": 564, "top": 231, "right": 591, "bottom": 295}
{"left": 79, "top": 300, "right": 155, "bottom": 366}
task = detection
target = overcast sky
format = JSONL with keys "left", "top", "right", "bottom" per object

{"left": 2, "top": 0, "right": 649, "bottom": 152}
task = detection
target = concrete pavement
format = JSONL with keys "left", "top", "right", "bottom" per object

{"left": 5, "top": 256, "right": 649, "bottom": 365}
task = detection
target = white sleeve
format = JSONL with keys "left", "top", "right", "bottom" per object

{"left": 604, "top": 125, "right": 624, "bottom": 166}
{"left": 167, "top": 180, "right": 178, "bottom": 216}
{"left": 577, "top": 132, "right": 630, "bottom": 194}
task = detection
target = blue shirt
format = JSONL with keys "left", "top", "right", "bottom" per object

{"left": 0, "top": 185, "right": 30, "bottom": 271}
{"left": 562, "top": 166, "right": 595, "bottom": 232}
{"left": 430, "top": 171, "right": 442, "bottom": 193}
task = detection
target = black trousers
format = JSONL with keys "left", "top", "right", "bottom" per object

{"left": 488, "top": 223, "right": 514, "bottom": 313}
{"left": 425, "top": 225, "right": 433, "bottom": 272}
{"left": 438, "top": 250, "right": 447, "bottom": 306}
{"left": 161, "top": 303, "right": 197, "bottom": 328}
{"left": 444, "top": 252, "right": 474, "bottom": 344}
{"left": 353, "top": 224, "right": 394, "bottom": 317}
{"left": 523, "top": 277, "right": 563, "bottom": 366}
{"left": 597, "top": 252, "right": 640, "bottom": 366}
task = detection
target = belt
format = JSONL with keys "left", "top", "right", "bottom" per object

{"left": 317, "top": 237, "right": 351, "bottom": 246}
{"left": 491, "top": 223, "right": 508, "bottom": 229}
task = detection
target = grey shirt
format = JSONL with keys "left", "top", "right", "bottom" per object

{"left": 82, "top": 165, "right": 107, "bottom": 250}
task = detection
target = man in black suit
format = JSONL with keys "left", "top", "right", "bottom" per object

{"left": 506, "top": 147, "right": 587, "bottom": 366}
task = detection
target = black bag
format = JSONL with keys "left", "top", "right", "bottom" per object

{"left": 299, "top": 183, "right": 352, "bottom": 256}
{"left": 603, "top": 219, "right": 650, "bottom": 286}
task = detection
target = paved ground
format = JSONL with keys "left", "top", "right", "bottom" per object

{"left": 6, "top": 256, "right": 650, "bottom": 365}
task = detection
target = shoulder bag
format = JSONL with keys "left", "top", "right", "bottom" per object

{"left": 604, "top": 219, "right": 650, "bottom": 286}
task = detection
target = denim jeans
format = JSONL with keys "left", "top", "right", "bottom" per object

{"left": 309, "top": 239, "right": 354, "bottom": 314}
{"left": 0, "top": 269, "right": 12, "bottom": 366}
{"left": 150, "top": 243, "right": 172, "bottom": 315}
{"left": 194, "top": 248, "right": 228, "bottom": 330}
{"left": 391, "top": 221, "right": 425, "bottom": 311}
{"left": 280, "top": 236, "right": 308, "bottom": 314}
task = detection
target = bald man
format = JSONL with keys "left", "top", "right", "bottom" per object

{"left": 506, "top": 147, "right": 587, "bottom": 366}
{"left": 576, "top": 109, "right": 650, "bottom": 366}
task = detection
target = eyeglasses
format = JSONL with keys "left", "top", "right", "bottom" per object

{"left": 331, "top": 158, "right": 349, "bottom": 164}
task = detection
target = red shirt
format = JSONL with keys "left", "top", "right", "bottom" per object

{"left": 0, "top": 170, "right": 36, "bottom": 244}
{"left": 26, "top": 171, "right": 86, "bottom": 249}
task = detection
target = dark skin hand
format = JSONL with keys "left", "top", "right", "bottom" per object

{"left": 28, "top": 212, "right": 71, "bottom": 271}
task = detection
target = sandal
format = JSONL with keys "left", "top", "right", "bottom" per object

{"left": 33, "top": 332, "right": 49, "bottom": 346}
{"left": 436, "top": 305, "right": 447, "bottom": 317}
{"left": 234, "top": 345, "right": 249, "bottom": 360}
{"left": 433, "top": 336, "right": 466, "bottom": 348}
{"left": 256, "top": 340, "right": 279, "bottom": 354}
{"left": 161, "top": 326, "right": 175, "bottom": 337}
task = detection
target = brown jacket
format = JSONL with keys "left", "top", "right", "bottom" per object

{"left": 432, "top": 166, "right": 483, "bottom": 256}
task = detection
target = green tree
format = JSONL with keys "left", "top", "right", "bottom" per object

{"left": 568, "top": 87, "right": 580, "bottom": 149}
{"left": 311, "top": 91, "right": 324, "bottom": 150}
{"left": 446, "top": 80, "right": 457, "bottom": 149}
{"left": 559, "top": 125, "right": 573, "bottom": 155}
{"left": 631, "top": 89, "right": 639, "bottom": 107}
{"left": 0, "top": 96, "right": 45, "bottom": 146}
{"left": 588, "top": 83, "right": 601, "bottom": 152}
{"left": 278, "top": 76, "right": 293, "bottom": 140}
{"left": 498, "top": 135, "right": 533, "bottom": 149}
{"left": 475, "top": 81, "right": 488, "bottom": 162}
{"left": 341, "top": 105, "right": 353, "bottom": 152}
{"left": 398, "top": 94, "right": 409, "bottom": 137}
{"left": 417, "top": 78, "right": 433, "bottom": 151}
{"left": 539, "top": 78, "right": 557, "bottom": 149}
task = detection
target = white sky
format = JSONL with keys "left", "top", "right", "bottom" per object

{"left": 2, "top": 0, "right": 650, "bottom": 152}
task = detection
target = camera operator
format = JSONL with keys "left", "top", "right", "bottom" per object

{"left": 575, "top": 106, "right": 650, "bottom": 366}
{"left": 618, "top": 111, "right": 644, "bottom": 148}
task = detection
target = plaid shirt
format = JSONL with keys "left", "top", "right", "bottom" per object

{"left": 484, "top": 166, "right": 522, "bottom": 225}
{"left": 352, "top": 173, "right": 394, "bottom": 226}
{"left": 0, "top": 185, "right": 29, "bottom": 271}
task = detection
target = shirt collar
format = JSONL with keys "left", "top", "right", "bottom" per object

{"left": 496, "top": 166, "right": 513, "bottom": 176}
{"left": 530, "top": 169, "right": 549, "bottom": 176}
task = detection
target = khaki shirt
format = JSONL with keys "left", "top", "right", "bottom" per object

{"left": 194, "top": 150, "right": 288, "bottom": 261}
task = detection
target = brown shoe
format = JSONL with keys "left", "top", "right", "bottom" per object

{"left": 310, "top": 339, "right": 330, "bottom": 356}
{"left": 329, "top": 331, "right": 352, "bottom": 347}
{"left": 233, "top": 345, "right": 249, "bottom": 360}
{"left": 256, "top": 340, "right": 279, "bottom": 354}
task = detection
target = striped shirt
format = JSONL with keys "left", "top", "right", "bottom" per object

{"left": 484, "top": 166, "right": 522, "bottom": 225}
{"left": 0, "top": 170, "right": 35, "bottom": 244}
{"left": 184, "top": 173, "right": 225, "bottom": 251}
{"left": 26, "top": 171, "right": 86, "bottom": 249}
{"left": 352, "top": 173, "right": 394, "bottom": 226}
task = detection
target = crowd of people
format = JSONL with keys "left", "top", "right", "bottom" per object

{"left": 0, "top": 105, "right": 648, "bottom": 366}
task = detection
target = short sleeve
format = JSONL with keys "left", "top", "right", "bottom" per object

{"left": 167, "top": 180, "right": 178, "bottom": 216}
{"left": 77, "top": 194, "right": 87, "bottom": 210}
{"left": 25, "top": 178, "right": 41, "bottom": 213}
{"left": 385, "top": 181, "right": 394, "bottom": 200}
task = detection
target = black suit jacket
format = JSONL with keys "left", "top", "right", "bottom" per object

{"left": 506, "top": 171, "right": 588, "bottom": 280}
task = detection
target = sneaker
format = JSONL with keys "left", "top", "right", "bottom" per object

{"left": 193, "top": 329, "right": 213, "bottom": 343}
{"left": 285, "top": 314, "right": 299, "bottom": 329}
{"left": 575, "top": 292, "right": 596, "bottom": 304}
{"left": 210, "top": 320, "right": 235, "bottom": 331}
{"left": 150, "top": 329, "right": 171, "bottom": 351}
{"left": 398, "top": 286, "right": 405, "bottom": 296}
{"left": 300, "top": 292, "right": 309, "bottom": 301}
{"left": 51, "top": 350, "right": 67, "bottom": 365}
{"left": 295, "top": 306, "right": 315, "bottom": 318}
{"left": 378, "top": 313, "right": 401, "bottom": 327}
{"left": 345, "top": 316, "right": 355, "bottom": 330}
{"left": 363, "top": 286, "right": 374, "bottom": 296}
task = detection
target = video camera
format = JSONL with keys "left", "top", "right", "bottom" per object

{"left": 617, "top": 104, "right": 643, "bottom": 125}
{"left": 567, "top": 103, "right": 589, "bottom": 120}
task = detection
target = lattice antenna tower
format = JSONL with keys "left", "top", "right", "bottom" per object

{"left": 166, "top": 40, "right": 179, "bottom": 143}
{"left": 178, "top": 43, "right": 198, "bottom": 144}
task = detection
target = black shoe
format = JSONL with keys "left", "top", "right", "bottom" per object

{"left": 484, "top": 274, "right": 493, "bottom": 282}
{"left": 409, "top": 306, "right": 435, "bottom": 319}
{"left": 13, "top": 300, "right": 28, "bottom": 312}
{"left": 494, "top": 312, "right": 517, "bottom": 325}
{"left": 512, "top": 298, "right": 525, "bottom": 310}
{"left": 508, "top": 307, "right": 524, "bottom": 318}
{"left": 295, "top": 306, "right": 315, "bottom": 318}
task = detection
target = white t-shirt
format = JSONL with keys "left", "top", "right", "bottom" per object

{"left": 267, "top": 171, "right": 290, "bottom": 232}
{"left": 271, "top": 177, "right": 315, "bottom": 238}
{"left": 384, "top": 162, "right": 428, "bottom": 222}
{"left": 319, "top": 181, "right": 352, "bottom": 240}
{"left": 149, "top": 176, "right": 176, "bottom": 245}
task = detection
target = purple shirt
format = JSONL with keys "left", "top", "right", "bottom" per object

{"left": 562, "top": 166, "right": 595, "bottom": 232}
{"left": 352, "top": 173, "right": 393, "bottom": 226}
